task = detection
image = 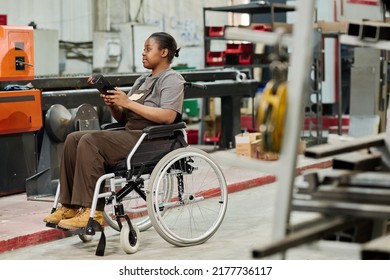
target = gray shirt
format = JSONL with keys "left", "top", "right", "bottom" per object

{"left": 129, "top": 68, "right": 185, "bottom": 114}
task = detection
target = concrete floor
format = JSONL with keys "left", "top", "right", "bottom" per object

{"left": 0, "top": 149, "right": 359, "bottom": 260}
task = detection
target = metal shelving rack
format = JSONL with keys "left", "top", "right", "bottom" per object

{"left": 203, "top": 1, "right": 295, "bottom": 75}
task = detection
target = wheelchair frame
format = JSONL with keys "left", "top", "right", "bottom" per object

{"left": 47, "top": 121, "right": 228, "bottom": 256}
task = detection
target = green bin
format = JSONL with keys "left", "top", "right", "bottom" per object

{"left": 183, "top": 99, "right": 199, "bottom": 118}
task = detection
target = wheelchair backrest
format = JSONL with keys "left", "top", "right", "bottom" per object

{"left": 127, "top": 123, "right": 188, "bottom": 177}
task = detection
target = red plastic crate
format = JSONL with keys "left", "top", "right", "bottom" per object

{"left": 208, "top": 26, "right": 225, "bottom": 37}
{"left": 206, "top": 51, "right": 225, "bottom": 66}
{"left": 241, "top": 115, "right": 258, "bottom": 131}
{"left": 252, "top": 24, "right": 272, "bottom": 32}
{"left": 225, "top": 43, "right": 253, "bottom": 54}
{"left": 303, "top": 115, "right": 350, "bottom": 130}
{"left": 239, "top": 54, "right": 252, "bottom": 65}
{"left": 186, "top": 129, "right": 198, "bottom": 144}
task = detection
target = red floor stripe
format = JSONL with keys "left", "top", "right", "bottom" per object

{"left": 0, "top": 229, "right": 71, "bottom": 254}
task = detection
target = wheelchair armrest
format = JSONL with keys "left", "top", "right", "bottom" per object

{"left": 143, "top": 122, "right": 187, "bottom": 139}
{"left": 101, "top": 122, "right": 126, "bottom": 130}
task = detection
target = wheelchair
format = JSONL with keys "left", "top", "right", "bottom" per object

{"left": 46, "top": 121, "right": 228, "bottom": 256}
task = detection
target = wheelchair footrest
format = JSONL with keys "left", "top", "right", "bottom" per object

{"left": 45, "top": 219, "right": 104, "bottom": 235}
{"left": 46, "top": 220, "right": 107, "bottom": 256}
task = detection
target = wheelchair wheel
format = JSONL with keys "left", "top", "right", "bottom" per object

{"left": 146, "top": 147, "right": 228, "bottom": 247}
{"left": 120, "top": 223, "right": 140, "bottom": 254}
{"left": 104, "top": 186, "right": 152, "bottom": 232}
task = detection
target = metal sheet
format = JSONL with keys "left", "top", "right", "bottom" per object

{"left": 292, "top": 199, "right": 390, "bottom": 219}
{"left": 304, "top": 132, "right": 385, "bottom": 158}
{"left": 311, "top": 185, "right": 390, "bottom": 205}
{"left": 204, "top": 2, "right": 294, "bottom": 14}
{"left": 332, "top": 151, "right": 382, "bottom": 170}
{"left": 252, "top": 216, "right": 360, "bottom": 259}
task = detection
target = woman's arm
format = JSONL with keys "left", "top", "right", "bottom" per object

{"left": 103, "top": 91, "right": 177, "bottom": 124}
{"left": 100, "top": 91, "right": 126, "bottom": 122}
{"left": 108, "top": 104, "right": 126, "bottom": 122}
{"left": 104, "top": 72, "right": 184, "bottom": 124}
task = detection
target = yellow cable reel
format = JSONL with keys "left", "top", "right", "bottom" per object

{"left": 257, "top": 80, "right": 287, "bottom": 153}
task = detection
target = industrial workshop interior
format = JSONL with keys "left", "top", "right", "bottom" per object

{"left": 2, "top": 0, "right": 390, "bottom": 271}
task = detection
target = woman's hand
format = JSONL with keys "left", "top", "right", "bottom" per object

{"left": 101, "top": 88, "right": 130, "bottom": 107}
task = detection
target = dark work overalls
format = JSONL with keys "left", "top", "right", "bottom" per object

{"left": 59, "top": 78, "right": 161, "bottom": 211}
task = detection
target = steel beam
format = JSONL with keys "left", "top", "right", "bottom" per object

{"left": 252, "top": 216, "right": 361, "bottom": 259}
{"left": 0, "top": 69, "right": 252, "bottom": 91}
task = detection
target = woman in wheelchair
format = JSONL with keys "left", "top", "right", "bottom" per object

{"left": 43, "top": 32, "right": 185, "bottom": 230}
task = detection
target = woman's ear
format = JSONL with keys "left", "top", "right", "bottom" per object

{"left": 161, "top": 48, "right": 168, "bottom": 58}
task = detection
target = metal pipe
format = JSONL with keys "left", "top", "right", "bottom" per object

{"left": 271, "top": 0, "right": 316, "bottom": 258}
{"left": 225, "top": 26, "right": 293, "bottom": 46}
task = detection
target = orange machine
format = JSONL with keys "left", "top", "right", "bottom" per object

{"left": 0, "top": 25, "right": 42, "bottom": 135}
{"left": 0, "top": 89, "right": 42, "bottom": 135}
{"left": 0, "top": 26, "right": 41, "bottom": 197}
{"left": 0, "top": 25, "right": 34, "bottom": 81}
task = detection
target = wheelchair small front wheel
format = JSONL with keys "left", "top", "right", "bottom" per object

{"left": 78, "top": 234, "right": 93, "bottom": 243}
{"left": 147, "top": 147, "right": 228, "bottom": 247}
{"left": 104, "top": 177, "right": 154, "bottom": 232}
{"left": 104, "top": 196, "right": 151, "bottom": 233}
{"left": 120, "top": 223, "right": 140, "bottom": 254}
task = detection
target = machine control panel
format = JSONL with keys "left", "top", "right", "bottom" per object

{"left": 0, "top": 25, "right": 34, "bottom": 81}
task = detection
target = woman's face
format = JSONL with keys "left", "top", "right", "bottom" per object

{"left": 142, "top": 37, "right": 165, "bottom": 69}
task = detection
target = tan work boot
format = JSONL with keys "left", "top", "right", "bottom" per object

{"left": 43, "top": 205, "right": 78, "bottom": 225}
{"left": 58, "top": 208, "right": 104, "bottom": 230}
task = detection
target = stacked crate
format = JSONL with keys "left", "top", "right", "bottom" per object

{"left": 205, "top": 24, "right": 272, "bottom": 67}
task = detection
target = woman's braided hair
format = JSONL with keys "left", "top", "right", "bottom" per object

{"left": 149, "top": 32, "right": 180, "bottom": 63}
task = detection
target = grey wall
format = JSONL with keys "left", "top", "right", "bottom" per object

{"left": 0, "top": 0, "right": 231, "bottom": 75}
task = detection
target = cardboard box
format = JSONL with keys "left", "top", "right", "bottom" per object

{"left": 235, "top": 132, "right": 261, "bottom": 158}
{"left": 235, "top": 132, "right": 261, "bottom": 144}
{"left": 235, "top": 132, "right": 304, "bottom": 160}
{"left": 236, "top": 139, "right": 261, "bottom": 158}
{"left": 204, "top": 115, "right": 221, "bottom": 141}
{"left": 258, "top": 139, "right": 305, "bottom": 161}
{"left": 298, "top": 140, "right": 306, "bottom": 155}
{"left": 259, "top": 151, "right": 279, "bottom": 161}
